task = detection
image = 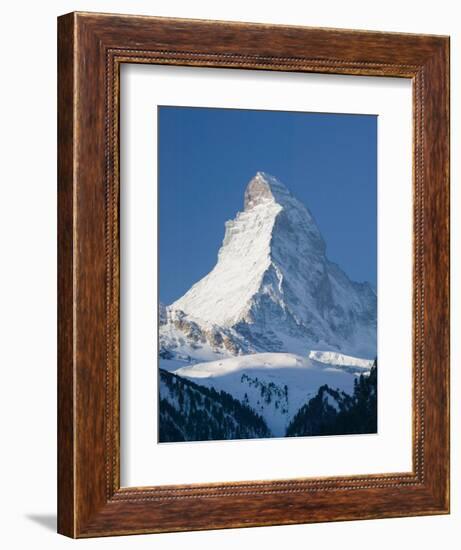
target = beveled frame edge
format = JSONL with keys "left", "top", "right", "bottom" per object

{"left": 57, "top": 11, "right": 450, "bottom": 538}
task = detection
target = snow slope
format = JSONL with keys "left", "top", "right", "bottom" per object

{"left": 308, "top": 350, "right": 374, "bottom": 369}
{"left": 174, "top": 352, "right": 358, "bottom": 436}
{"left": 162, "top": 172, "right": 376, "bottom": 361}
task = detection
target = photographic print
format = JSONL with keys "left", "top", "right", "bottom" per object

{"left": 158, "top": 106, "right": 377, "bottom": 443}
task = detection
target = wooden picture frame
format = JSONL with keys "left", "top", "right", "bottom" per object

{"left": 57, "top": 12, "right": 450, "bottom": 538}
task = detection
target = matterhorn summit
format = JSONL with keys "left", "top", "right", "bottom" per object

{"left": 160, "top": 172, "right": 376, "bottom": 364}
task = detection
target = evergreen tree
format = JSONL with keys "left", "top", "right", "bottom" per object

{"left": 159, "top": 369, "right": 271, "bottom": 442}
{"left": 286, "top": 359, "right": 377, "bottom": 437}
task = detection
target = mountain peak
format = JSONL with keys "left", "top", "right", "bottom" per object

{"left": 167, "top": 172, "right": 376, "bottom": 359}
{"left": 244, "top": 172, "right": 291, "bottom": 211}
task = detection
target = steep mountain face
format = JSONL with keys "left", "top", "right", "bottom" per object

{"left": 161, "top": 172, "right": 376, "bottom": 362}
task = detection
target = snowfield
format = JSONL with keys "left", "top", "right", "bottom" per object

{"left": 173, "top": 352, "right": 359, "bottom": 436}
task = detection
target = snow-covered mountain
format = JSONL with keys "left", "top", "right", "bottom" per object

{"left": 173, "top": 352, "right": 358, "bottom": 436}
{"left": 160, "top": 171, "right": 376, "bottom": 363}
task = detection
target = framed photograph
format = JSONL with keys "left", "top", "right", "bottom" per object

{"left": 58, "top": 12, "right": 450, "bottom": 537}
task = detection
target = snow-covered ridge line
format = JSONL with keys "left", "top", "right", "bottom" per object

{"left": 174, "top": 352, "right": 312, "bottom": 378}
{"left": 308, "top": 350, "right": 374, "bottom": 369}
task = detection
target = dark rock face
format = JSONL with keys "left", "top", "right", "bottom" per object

{"left": 244, "top": 172, "right": 278, "bottom": 210}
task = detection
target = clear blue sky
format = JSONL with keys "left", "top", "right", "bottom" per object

{"left": 158, "top": 106, "right": 377, "bottom": 305}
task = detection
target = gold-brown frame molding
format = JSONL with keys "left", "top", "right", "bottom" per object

{"left": 58, "top": 12, "right": 450, "bottom": 538}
